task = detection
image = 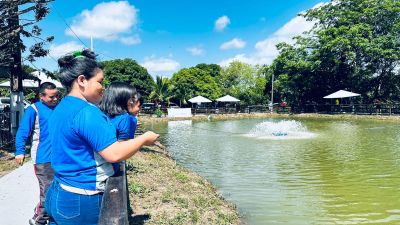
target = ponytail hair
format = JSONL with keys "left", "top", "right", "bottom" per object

{"left": 57, "top": 49, "right": 101, "bottom": 92}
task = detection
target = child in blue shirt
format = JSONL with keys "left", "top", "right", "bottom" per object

{"left": 45, "top": 49, "right": 159, "bottom": 225}
{"left": 99, "top": 82, "right": 143, "bottom": 172}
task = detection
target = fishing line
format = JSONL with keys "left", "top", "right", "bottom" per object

{"left": 141, "top": 120, "right": 247, "bottom": 136}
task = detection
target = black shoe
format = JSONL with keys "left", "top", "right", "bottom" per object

{"left": 29, "top": 218, "right": 47, "bottom": 225}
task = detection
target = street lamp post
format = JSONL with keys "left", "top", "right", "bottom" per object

{"left": 90, "top": 36, "right": 94, "bottom": 51}
{"left": 270, "top": 73, "right": 274, "bottom": 113}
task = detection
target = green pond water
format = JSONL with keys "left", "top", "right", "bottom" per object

{"left": 145, "top": 118, "right": 400, "bottom": 224}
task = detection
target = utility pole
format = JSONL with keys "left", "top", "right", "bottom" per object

{"left": 90, "top": 36, "right": 94, "bottom": 51}
{"left": 8, "top": 3, "right": 25, "bottom": 135}
{"left": 270, "top": 73, "right": 274, "bottom": 113}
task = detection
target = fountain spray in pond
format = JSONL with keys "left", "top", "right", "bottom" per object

{"left": 245, "top": 120, "right": 316, "bottom": 139}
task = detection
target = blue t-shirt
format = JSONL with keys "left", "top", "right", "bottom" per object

{"left": 49, "top": 96, "right": 117, "bottom": 191}
{"left": 109, "top": 113, "right": 137, "bottom": 172}
{"left": 110, "top": 113, "right": 137, "bottom": 140}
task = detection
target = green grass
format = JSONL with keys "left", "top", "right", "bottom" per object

{"left": 128, "top": 182, "right": 146, "bottom": 195}
{"left": 175, "top": 197, "right": 189, "bottom": 208}
{"left": 217, "top": 211, "right": 238, "bottom": 225}
{"left": 189, "top": 209, "right": 200, "bottom": 223}
{"left": 161, "top": 190, "right": 173, "bottom": 203}
{"left": 0, "top": 150, "right": 20, "bottom": 177}
{"left": 174, "top": 171, "right": 189, "bottom": 183}
{"left": 170, "top": 212, "right": 188, "bottom": 224}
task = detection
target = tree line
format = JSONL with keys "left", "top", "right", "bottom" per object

{"left": 101, "top": 59, "right": 267, "bottom": 107}
{"left": 2, "top": 0, "right": 399, "bottom": 108}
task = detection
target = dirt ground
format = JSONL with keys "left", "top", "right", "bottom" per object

{"left": 127, "top": 144, "right": 241, "bottom": 225}
{"left": 0, "top": 149, "right": 19, "bottom": 177}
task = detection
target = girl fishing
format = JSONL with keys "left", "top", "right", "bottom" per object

{"left": 99, "top": 82, "right": 143, "bottom": 172}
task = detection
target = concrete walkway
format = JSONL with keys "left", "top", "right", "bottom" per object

{"left": 0, "top": 161, "right": 39, "bottom": 225}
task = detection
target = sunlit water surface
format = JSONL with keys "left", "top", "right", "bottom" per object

{"left": 144, "top": 118, "right": 400, "bottom": 225}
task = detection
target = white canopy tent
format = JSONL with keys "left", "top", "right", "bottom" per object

{"left": 188, "top": 95, "right": 212, "bottom": 104}
{"left": 0, "top": 71, "right": 63, "bottom": 89}
{"left": 216, "top": 95, "right": 240, "bottom": 102}
{"left": 323, "top": 90, "right": 360, "bottom": 99}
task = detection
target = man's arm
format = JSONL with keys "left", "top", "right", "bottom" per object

{"left": 15, "top": 106, "right": 36, "bottom": 164}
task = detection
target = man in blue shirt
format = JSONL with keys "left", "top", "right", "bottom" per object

{"left": 15, "top": 82, "right": 59, "bottom": 225}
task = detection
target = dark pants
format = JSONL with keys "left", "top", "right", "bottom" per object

{"left": 33, "top": 163, "right": 54, "bottom": 225}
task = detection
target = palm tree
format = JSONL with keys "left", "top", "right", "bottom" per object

{"left": 169, "top": 82, "right": 194, "bottom": 107}
{"left": 149, "top": 76, "right": 170, "bottom": 106}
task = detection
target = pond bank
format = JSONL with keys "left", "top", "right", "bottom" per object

{"left": 127, "top": 144, "right": 241, "bottom": 225}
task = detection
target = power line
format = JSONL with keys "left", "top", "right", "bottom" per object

{"left": 51, "top": 5, "right": 88, "bottom": 48}
{"left": 153, "top": 120, "right": 246, "bottom": 136}
{"left": 49, "top": 4, "right": 117, "bottom": 62}
{"left": 49, "top": 4, "right": 136, "bottom": 63}
{"left": 28, "top": 61, "right": 41, "bottom": 72}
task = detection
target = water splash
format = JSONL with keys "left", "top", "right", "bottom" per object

{"left": 245, "top": 120, "right": 316, "bottom": 139}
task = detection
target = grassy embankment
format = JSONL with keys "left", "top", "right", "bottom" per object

{"left": 126, "top": 143, "right": 241, "bottom": 225}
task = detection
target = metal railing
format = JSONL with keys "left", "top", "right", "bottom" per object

{"left": 98, "top": 161, "right": 129, "bottom": 225}
{"left": 292, "top": 104, "right": 400, "bottom": 115}
{"left": 0, "top": 111, "right": 13, "bottom": 149}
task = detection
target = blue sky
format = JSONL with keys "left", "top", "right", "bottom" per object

{"left": 31, "top": 0, "right": 325, "bottom": 77}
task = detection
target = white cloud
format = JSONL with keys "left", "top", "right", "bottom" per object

{"left": 49, "top": 42, "right": 84, "bottom": 58}
{"left": 220, "top": 38, "right": 246, "bottom": 50}
{"left": 120, "top": 35, "right": 141, "bottom": 45}
{"left": 219, "top": 54, "right": 266, "bottom": 67}
{"left": 141, "top": 56, "right": 180, "bottom": 75}
{"left": 219, "top": 2, "right": 323, "bottom": 67}
{"left": 214, "top": 15, "right": 230, "bottom": 31}
{"left": 67, "top": 1, "right": 138, "bottom": 41}
{"left": 186, "top": 46, "right": 204, "bottom": 56}
{"left": 274, "top": 16, "right": 315, "bottom": 37}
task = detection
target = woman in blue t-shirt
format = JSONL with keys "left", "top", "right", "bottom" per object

{"left": 99, "top": 82, "right": 142, "bottom": 172}
{"left": 45, "top": 49, "right": 159, "bottom": 225}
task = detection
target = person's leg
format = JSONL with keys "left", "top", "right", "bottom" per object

{"left": 33, "top": 163, "right": 54, "bottom": 224}
{"left": 44, "top": 181, "right": 56, "bottom": 225}
{"left": 81, "top": 193, "right": 104, "bottom": 224}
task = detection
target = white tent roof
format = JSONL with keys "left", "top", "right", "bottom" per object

{"left": 188, "top": 95, "right": 212, "bottom": 103}
{"left": 323, "top": 90, "right": 360, "bottom": 99}
{"left": 0, "top": 71, "right": 63, "bottom": 88}
{"left": 216, "top": 95, "right": 240, "bottom": 102}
